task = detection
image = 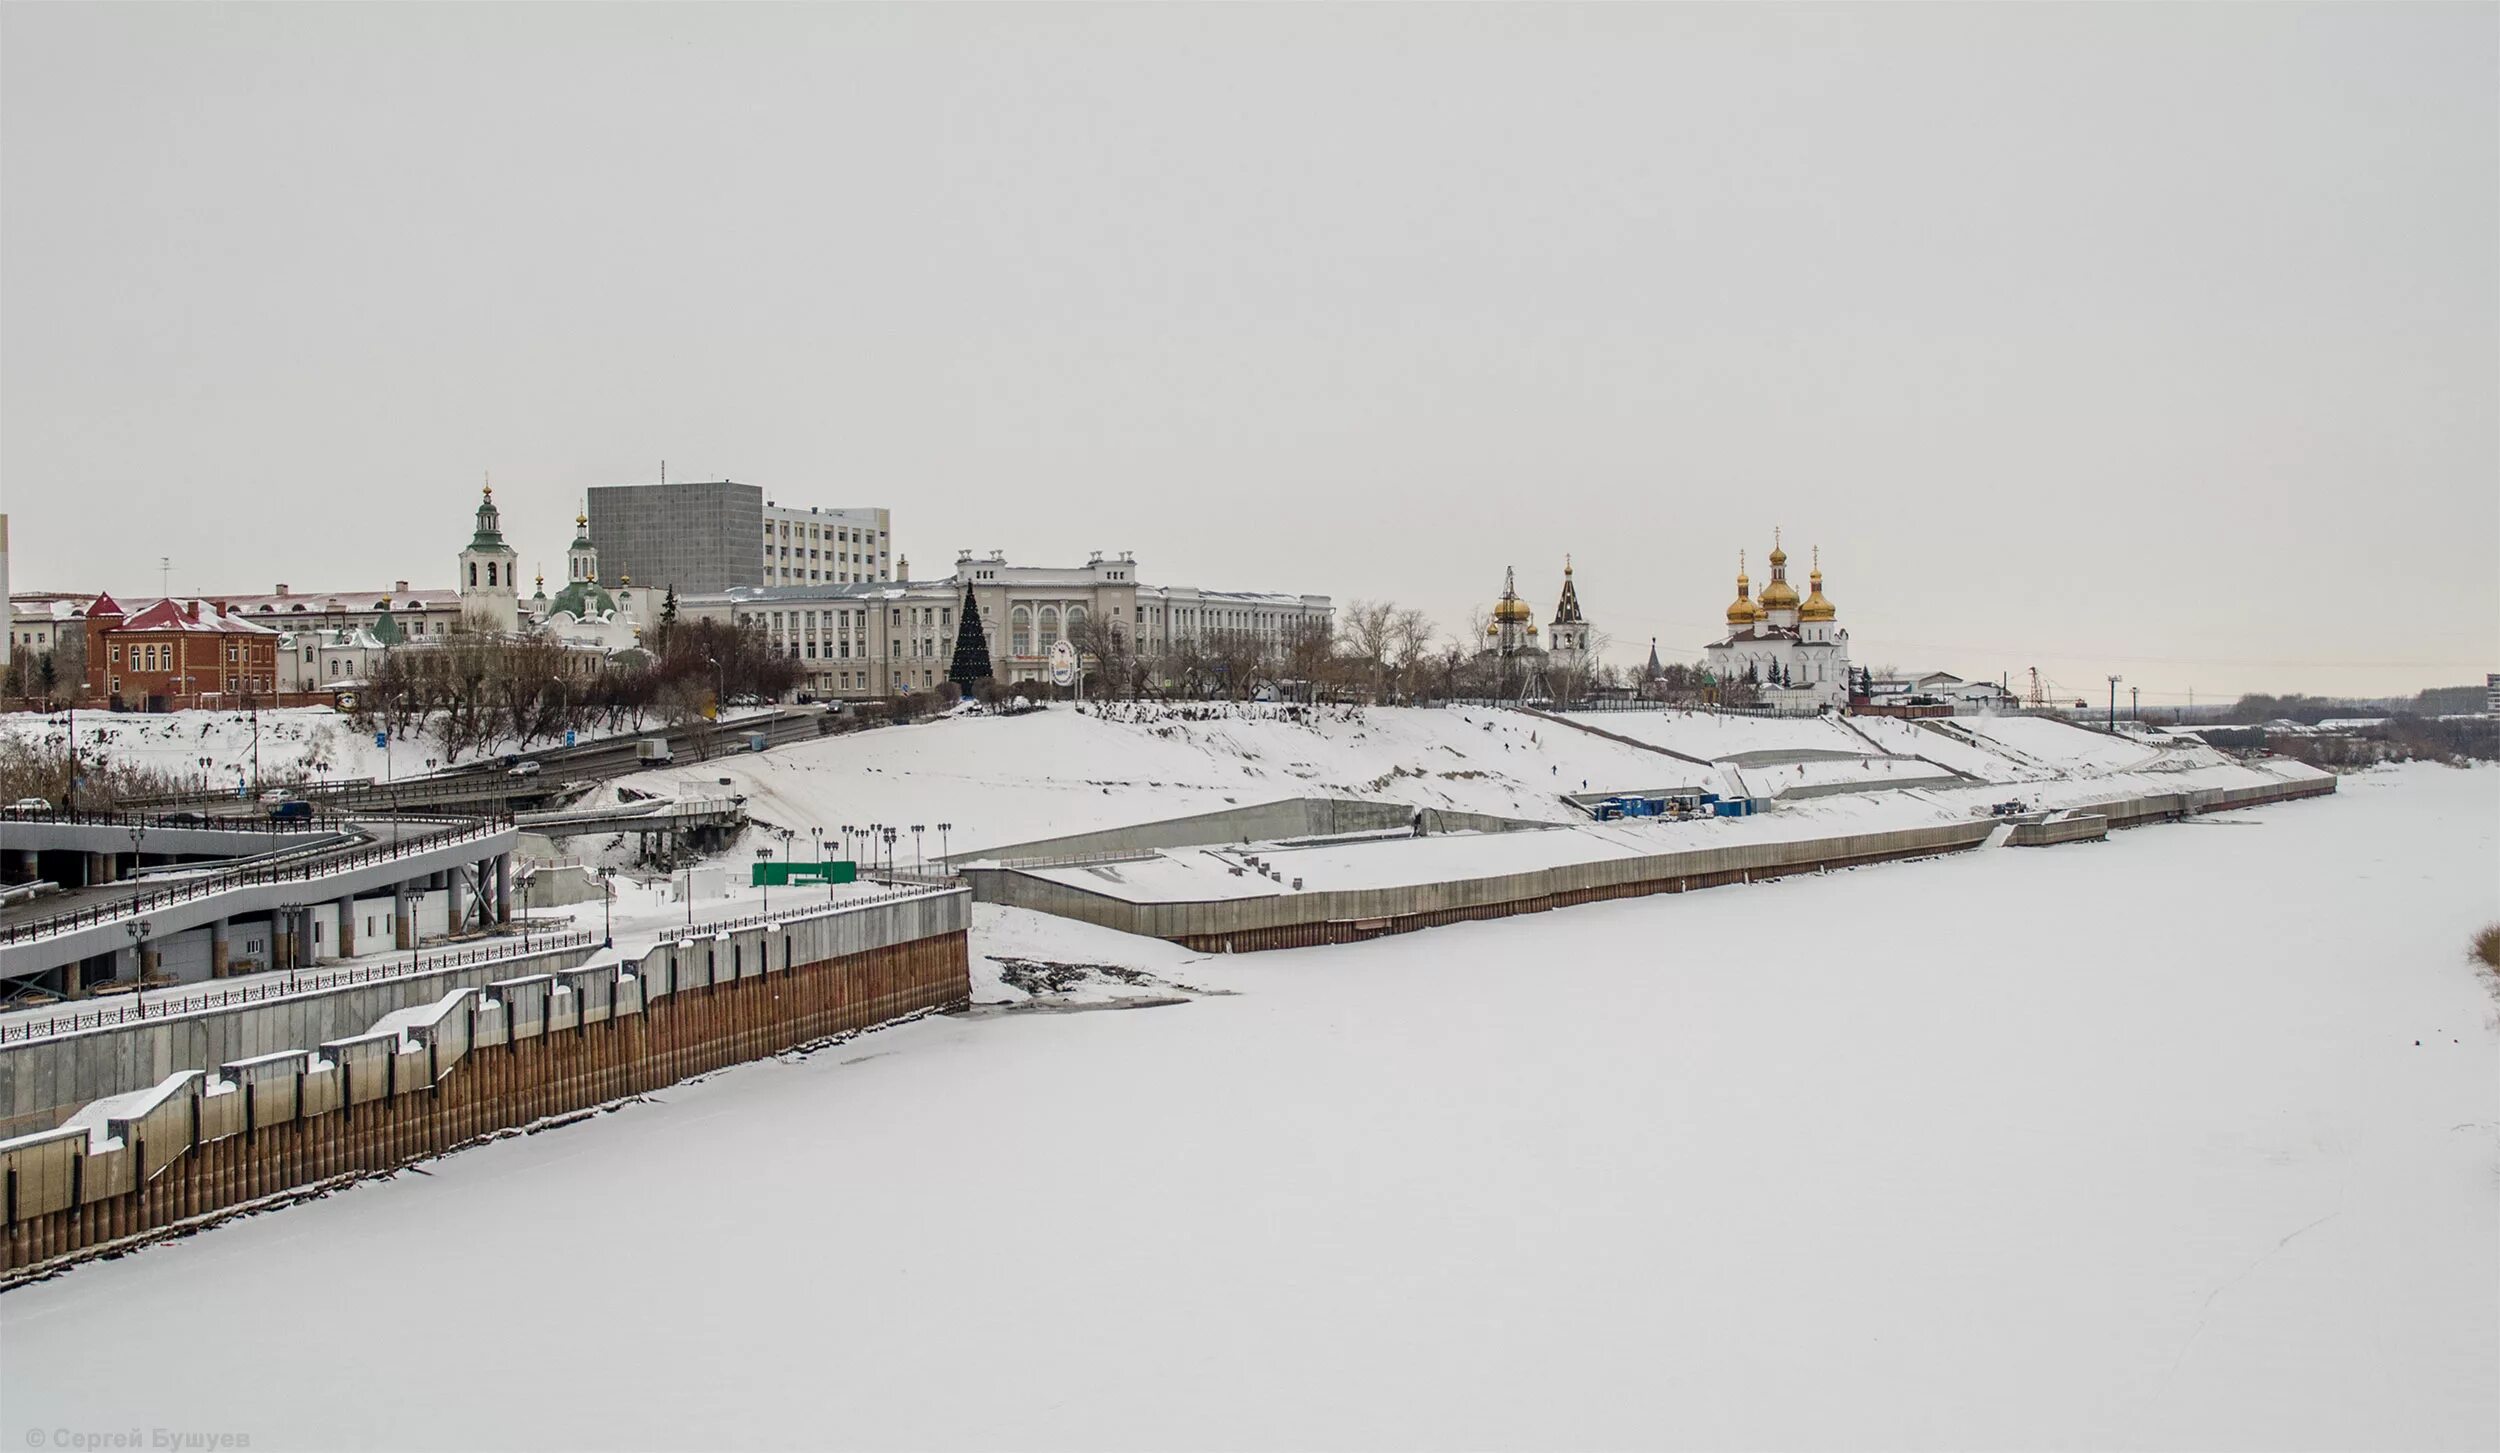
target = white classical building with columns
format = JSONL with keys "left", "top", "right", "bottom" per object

{"left": 682, "top": 549, "right": 1331, "bottom": 699}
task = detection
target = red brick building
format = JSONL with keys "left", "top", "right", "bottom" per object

{"left": 83, "top": 593, "right": 281, "bottom": 709}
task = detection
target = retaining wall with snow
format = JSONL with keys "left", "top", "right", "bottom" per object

{"left": 963, "top": 796, "right": 1550, "bottom": 866}
{"left": 0, "top": 888, "right": 971, "bottom": 1279}
{"left": 967, "top": 820, "right": 2002, "bottom": 951}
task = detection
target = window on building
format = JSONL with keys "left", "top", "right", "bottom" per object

{"left": 1010, "top": 606, "right": 1032, "bottom": 656}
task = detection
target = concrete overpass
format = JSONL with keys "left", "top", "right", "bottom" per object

{"left": 0, "top": 818, "right": 520, "bottom": 998}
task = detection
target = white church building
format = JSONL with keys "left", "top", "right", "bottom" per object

{"left": 1705, "top": 532, "right": 1851, "bottom": 711}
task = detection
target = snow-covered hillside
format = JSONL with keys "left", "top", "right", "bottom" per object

{"left": 0, "top": 706, "right": 394, "bottom": 785}
{"left": 616, "top": 704, "right": 1724, "bottom": 855}
{"left": 610, "top": 703, "right": 2257, "bottom": 856}
{"left": 5, "top": 765, "right": 2487, "bottom": 1449}
{"left": 0, "top": 704, "right": 772, "bottom": 786}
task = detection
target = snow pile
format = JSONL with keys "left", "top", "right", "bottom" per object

{"left": 0, "top": 765, "right": 2488, "bottom": 1448}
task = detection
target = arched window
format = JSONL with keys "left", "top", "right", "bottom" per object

{"left": 468, "top": 563, "right": 477, "bottom": 588}
{"left": 1066, "top": 605, "right": 1088, "bottom": 640}
{"left": 1010, "top": 606, "right": 1032, "bottom": 656}
{"left": 1038, "top": 606, "right": 1060, "bottom": 652}
{"left": 487, "top": 561, "right": 498, "bottom": 587}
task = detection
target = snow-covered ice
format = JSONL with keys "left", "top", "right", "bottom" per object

{"left": 2, "top": 763, "right": 2491, "bottom": 1450}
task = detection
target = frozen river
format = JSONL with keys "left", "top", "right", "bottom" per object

{"left": 3, "top": 764, "right": 2495, "bottom": 1449}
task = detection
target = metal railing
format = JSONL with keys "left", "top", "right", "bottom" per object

{"left": 0, "top": 929, "right": 598, "bottom": 1041}
{"left": 660, "top": 882, "right": 961, "bottom": 942}
{"left": 0, "top": 806, "right": 355, "bottom": 834}
{"left": 0, "top": 816, "right": 515, "bottom": 946}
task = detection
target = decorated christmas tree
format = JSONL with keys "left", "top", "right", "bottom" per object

{"left": 947, "top": 581, "right": 993, "bottom": 691}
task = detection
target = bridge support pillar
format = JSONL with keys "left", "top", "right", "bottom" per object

{"left": 114, "top": 944, "right": 137, "bottom": 983}
{"left": 394, "top": 881, "right": 414, "bottom": 949}
{"left": 495, "top": 853, "right": 512, "bottom": 926}
{"left": 86, "top": 851, "right": 112, "bottom": 886}
{"left": 336, "top": 894, "right": 358, "bottom": 958}
{"left": 139, "top": 945, "right": 161, "bottom": 982}
{"left": 11, "top": 848, "right": 35, "bottom": 882}
{"left": 210, "top": 917, "right": 230, "bottom": 978}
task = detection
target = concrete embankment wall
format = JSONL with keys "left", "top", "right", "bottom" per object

{"left": 2082, "top": 773, "right": 2336, "bottom": 829}
{"left": 2009, "top": 814, "right": 2110, "bottom": 846}
{"left": 965, "top": 772, "right": 2340, "bottom": 952}
{"left": 967, "top": 820, "right": 2000, "bottom": 952}
{"left": 0, "top": 942, "right": 600, "bottom": 1140}
{"left": 0, "top": 890, "right": 970, "bottom": 1278}
{"left": 965, "top": 797, "right": 1549, "bottom": 865}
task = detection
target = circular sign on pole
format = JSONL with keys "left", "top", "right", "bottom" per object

{"left": 1048, "top": 640, "right": 1077, "bottom": 688}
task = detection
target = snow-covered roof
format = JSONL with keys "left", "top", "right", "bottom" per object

{"left": 8, "top": 594, "right": 91, "bottom": 623}
{"left": 220, "top": 588, "right": 461, "bottom": 616}
{"left": 112, "top": 599, "right": 280, "bottom": 635}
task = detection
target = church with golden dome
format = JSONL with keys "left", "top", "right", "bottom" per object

{"left": 1480, "top": 560, "right": 1595, "bottom": 696}
{"left": 1705, "top": 530, "right": 1851, "bottom": 710}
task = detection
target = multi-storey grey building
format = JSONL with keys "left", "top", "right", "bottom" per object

{"left": 585, "top": 480, "right": 891, "bottom": 596}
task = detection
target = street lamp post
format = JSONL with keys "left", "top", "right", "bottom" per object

{"left": 126, "top": 823, "right": 148, "bottom": 1006}
{"left": 2107, "top": 675, "right": 2122, "bottom": 734}
{"left": 882, "top": 827, "right": 898, "bottom": 875}
{"left": 756, "top": 846, "right": 773, "bottom": 917}
{"left": 938, "top": 822, "right": 953, "bottom": 871}
{"left": 911, "top": 825, "right": 924, "bottom": 873}
{"left": 598, "top": 866, "right": 614, "bottom": 949}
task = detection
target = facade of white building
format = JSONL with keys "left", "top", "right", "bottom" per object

{"left": 683, "top": 549, "right": 1332, "bottom": 700}
{"left": 1705, "top": 533, "right": 1852, "bottom": 711}
{"left": 764, "top": 502, "right": 891, "bottom": 588}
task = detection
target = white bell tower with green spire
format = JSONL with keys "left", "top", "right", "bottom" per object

{"left": 458, "top": 479, "right": 521, "bottom": 633}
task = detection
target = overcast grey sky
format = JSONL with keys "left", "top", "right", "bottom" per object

{"left": 4, "top": 3, "right": 2493, "bottom": 702}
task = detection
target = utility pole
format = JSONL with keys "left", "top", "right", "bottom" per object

{"left": 2107, "top": 675, "right": 2121, "bottom": 733}
{"left": 2130, "top": 685, "right": 2139, "bottom": 721}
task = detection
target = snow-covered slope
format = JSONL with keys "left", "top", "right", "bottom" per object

{"left": 616, "top": 704, "right": 1720, "bottom": 855}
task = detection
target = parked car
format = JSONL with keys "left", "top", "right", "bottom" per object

{"left": 507, "top": 761, "right": 543, "bottom": 779}
{"left": 161, "top": 810, "right": 210, "bottom": 826}
{"left": 267, "top": 800, "right": 313, "bottom": 822}
{"left": 5, "top": 798, "right": 52, "bottom": 816}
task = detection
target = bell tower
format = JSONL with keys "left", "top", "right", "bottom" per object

{"left": 458, "top": 480, "right": 521, "bottom": 633}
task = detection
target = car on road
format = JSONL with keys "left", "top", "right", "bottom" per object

{"left": 5, "top": 798, "right": 52, "bottom": 816}
{"left": 499, "top": 753, "right": 525, "bottom": 768}
{"left": 507, "top": 761, "right": 543, "bottom": 779}
{"left": 160, "top": 810, "right": 211, "bottom": 826}
{"left": 267, "top": 800, "right": 314, "bottom": 822}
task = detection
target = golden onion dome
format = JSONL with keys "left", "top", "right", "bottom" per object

{"left": 1799, "top": 551, "right": 1836, "bottom": 621}
{"left": 1493, "top": 595, "right": 1534, "bottom": 624}
{"left": 1758, "top": 576, "right": 1800, "bottom": 611}
{"left": 1726, "top": 560, "right": 1759, "bottom": 627}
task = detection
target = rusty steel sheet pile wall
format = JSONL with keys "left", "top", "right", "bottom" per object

{"left": 0, "top": 889, "right": 970, "bottom": 1278}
